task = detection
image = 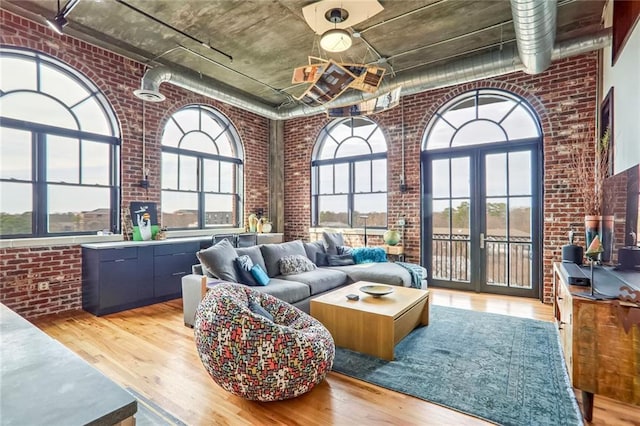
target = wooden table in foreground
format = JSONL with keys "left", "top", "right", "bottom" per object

{"left": 310, "top": 282, "right": 430, "bottom": 360}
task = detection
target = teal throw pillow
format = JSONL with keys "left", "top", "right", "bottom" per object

{"left": 351, "top": 247, "right": 387, "bottom": 264}
{"left": 250, "top": 264, "right": 270, "bottom": 286}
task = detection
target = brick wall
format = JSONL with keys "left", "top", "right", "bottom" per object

{"left": 284, "top": 54, "right": 598, "bottom": 303}
{"left": 0, "top": 10, "right": 269, "bottom": 318}
{"left": 0, "top": 8, "right": 598, "bottom": 316}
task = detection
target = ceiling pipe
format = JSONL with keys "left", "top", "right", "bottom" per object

{"left": 134, "top": 29, "right": 610, "bottom": 120}
{"left": 510, "top": 0, "right": 558, "bottom": 74}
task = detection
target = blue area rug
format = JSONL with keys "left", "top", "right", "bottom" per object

{"left": 332, "top": 306, "right": 583, "bottom": 426}
{"left": 126, "top": 388, "right": 186, "bottom": 426}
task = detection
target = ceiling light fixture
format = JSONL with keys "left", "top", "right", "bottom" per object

{"left": 46, "top": 0, "right": 80, "bottom": 35}
{"left": 320, "top": 8, "right": 352, "bottom": 53}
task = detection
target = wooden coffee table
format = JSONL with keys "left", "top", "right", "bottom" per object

{"left": 310, "top": 281, "right": 430, "bottom": 360}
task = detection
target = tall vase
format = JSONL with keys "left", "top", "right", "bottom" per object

{"left": 600, "top": 215, "right": 614, "bottom": 263}
{"left": 584, "top": 215, "right": 601, "bottom": 254}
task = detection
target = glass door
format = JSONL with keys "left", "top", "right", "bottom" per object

{"left": 424, "top": 144, "right": 540, "bottom": 298}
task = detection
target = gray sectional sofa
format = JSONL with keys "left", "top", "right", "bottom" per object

{"left": 181, "top": 238, "right": 426, "bottom": 327}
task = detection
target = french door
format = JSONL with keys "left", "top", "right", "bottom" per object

{"left": 422, "top": 142, "right": 541, "bottom": 298}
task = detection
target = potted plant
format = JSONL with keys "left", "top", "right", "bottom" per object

{"left": 571, "top": 124, "right": 612, "bottom": 261}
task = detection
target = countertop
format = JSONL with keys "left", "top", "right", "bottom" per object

{"left": 0, "top": 304, "right": 137, "bottom": 425}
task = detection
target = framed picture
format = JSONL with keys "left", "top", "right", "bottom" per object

{"left": 130, "top": 202, "right": 159, "bottom": 241}
{"left": 600, "top": 87, "right": 614, "bottom": 177}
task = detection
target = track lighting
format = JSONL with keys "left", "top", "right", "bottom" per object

{"left": 46, "top": 0, "right": 80, "bottom": 35}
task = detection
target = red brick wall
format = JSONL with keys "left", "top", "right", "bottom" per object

{"left": 284, "top": 54, "right": 598, "bottom": 303}
{"left": 0, "top": 10, "right": 269, "bottom": 318}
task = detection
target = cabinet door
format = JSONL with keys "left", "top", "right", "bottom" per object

{"left": 100, "top": 258, "right": 142, "bottom": 308}
{"left": 154, "top": 243, "right": 198, "bottom": 298}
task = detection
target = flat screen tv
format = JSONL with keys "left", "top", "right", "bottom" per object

{"left": 602, "top": 164, "right": 640, "bottom": 265}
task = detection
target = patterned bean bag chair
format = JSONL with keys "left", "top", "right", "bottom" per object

{"left": 194, "top": 283, "right": 335, "bottom": 401}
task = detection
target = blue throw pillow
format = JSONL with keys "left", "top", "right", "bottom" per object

{"left": 250, "top": 264, "right": 270, "bottom": 286}
{"left": 235, "top": 255, "right": 259, "bottom": 286}
{"left": 248, "top": 301, "right": 273, "bottom": 321}
{"left": 351, "top": 247, "right": 387, "bottom": 264}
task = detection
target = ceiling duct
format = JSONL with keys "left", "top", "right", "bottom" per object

{"left": 134, "top": 29, "right": 611, "bottom": 120}
{"left": 510, "top": 0, "right": 558, "bottom": 74}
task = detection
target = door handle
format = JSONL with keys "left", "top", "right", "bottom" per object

{"left": 480, "top": 232, "right": 485, "bottom": 249}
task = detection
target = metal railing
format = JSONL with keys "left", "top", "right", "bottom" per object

{"left": 432, "top": 234, "right": 532, "bottom": 288}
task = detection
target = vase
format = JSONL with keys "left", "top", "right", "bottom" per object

{"left": 262, "top": 222, "right": 272, "bottom": 233}
{"left": 248, "top": 214, "right": 258, "bottom": 233}
{"left": 584, "top": 215, "right": 601, "bottom": 254}
{"left": 383, "top": 229, "right": 401, "bottom": 246}
{"left": 600, "top": 215, "right": 614, "bottom": 263}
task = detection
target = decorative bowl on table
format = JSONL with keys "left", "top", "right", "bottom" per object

{"left": 359, "top": 284, "right": 394, "bottom": 297}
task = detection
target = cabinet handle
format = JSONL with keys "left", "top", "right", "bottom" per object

{"left": 115, "top": 259, "right": 125, "bottom": 262}
{"left": 558, "top": 321, "right": 566, "bottom": 330}
{"left": 558, "top": 297, "right": 563, "bottom": 301}
{"left": 172, "top": 253, "right": 186, "bottom": 256}
{"left": 172, "top": 271, "right": 187, "bottom": 276}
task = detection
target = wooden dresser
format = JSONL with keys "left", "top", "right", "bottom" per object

{"left": 553, "top": 262, "right": 640, "bottom": 421}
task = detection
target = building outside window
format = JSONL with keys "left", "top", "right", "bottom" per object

{"left": 311, "top": 117, "right": 387, "bottom": 228}
{"left": 160, "top": 105, "right": 243, "bottom": 229}
{"left": 0, "top": 47, "right": 120, "bottom": 238}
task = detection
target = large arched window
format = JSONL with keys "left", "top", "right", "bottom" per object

{"left": 0, "top": 47, "right": 120, "bottom": 238}
{"left": 311, "top": 117, "right": 387, "bottom": 228}
{"left": 161, "top": 105, "right": 243, "bottom": 229}
{"left": 423, "top": 89, "right": 541, "bottom": 150}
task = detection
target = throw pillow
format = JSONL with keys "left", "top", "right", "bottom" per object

{"left": 196, "top": 238, "right": 238, "bottom": 281}
{"left": 327, "top": 253, "right": 355, "bottom": 266}
{"left": 351, "top": 247, "right": 387, "bottom": 264}
{"left": 303, "top": 240, "right": 326, "bottom": 264}
{"left": 323, "top": 232, "right": 344, "bottom": 255}
{"left": 250, "top": 264, "right": 270, "bottom": 286}
{"left": 248, "top": 300, "right": 273, "bottom": 321}
{"left": 234, "top": 255, "right": 259, "bottom": 286}
{"left": 259, "top": 240, "right": 307, "bottom": 277}
{"left": 337, "top": 245, "right": 353, "bottom": 255}
{"left": 279, "top": 254, "right": 317, "bottom": 276}
{"left": 236, "top": 246, "right": 268, "bottom": 273}
{"left": 315, "top": 252, "right": 329, "bottom": 267}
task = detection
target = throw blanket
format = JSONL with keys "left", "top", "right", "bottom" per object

{"left": 396, "top": 262, "right": 426, "bottom": 289}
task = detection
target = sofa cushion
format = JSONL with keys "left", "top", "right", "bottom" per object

{"left": 251, "top": 278, "right": 311, "bottom": 304}
{"left": 327, "top": 253, "right": 355, "bottom": 266}
{"left": 196, "top": 239, "right": 238, "bottom": 282}
{"left": 323, "top": 232, "right": 344, "bottom": 255}
{"left": 279, "top": 268, "right": 348, "bottom": 295}
{"left": 315, "top": 252, "right": 329, "bottom": 267}
{"left": 279, "top": 255, "right": 317, "bottom": 276}
{"left": 260, "top": 240, "right": 307, "bottom": 277}
{"left": 235, "top": 255, "right": 259, "bottom": 286}
{"left": 236, "top": 246, "right": 268, "bottom": 273}
{"left": 330, "top": 262, "right": 411, "bottom": 287}
{"left": 303, "top": 240, "right": 325, "bottom": 264}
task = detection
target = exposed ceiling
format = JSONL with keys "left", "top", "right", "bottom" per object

{"left": 4, "top": 0, "right": 606, "bottom": 109}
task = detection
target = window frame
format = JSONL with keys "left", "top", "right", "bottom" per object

{"left": 160, "top": 105, "right": 244, "bottom": 230}
{"left": 0, "top": 47, "right": 120, "bottom": 239}
{"left": 311, "top": 117, "right": 388, "bottom": 229}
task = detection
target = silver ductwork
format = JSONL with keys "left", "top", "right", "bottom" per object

{"left": 134, "top": 29, "right": 611, "bottom": 120}
{"left": 510, "top": 0, "right": 557, "bottom": 74}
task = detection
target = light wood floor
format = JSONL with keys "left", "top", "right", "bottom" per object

{"left": 31, "top": 289, "right": 640, "bottom": 425}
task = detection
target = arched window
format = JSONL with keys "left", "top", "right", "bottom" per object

{"left": 423, "top": 89, "right": 541, "bottom": 150}
{"left": 311, "top": 117, "right": 387, "bottom": 228}
{"left": 0, "top": 47, "right": 120, "bottom": 238}
{"left": 161, "top": 105, "right": 243, "bottom": 229}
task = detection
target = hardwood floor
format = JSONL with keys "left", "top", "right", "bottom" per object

{"left": 31, "top": 289, "right": 640, "bottom": 425}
